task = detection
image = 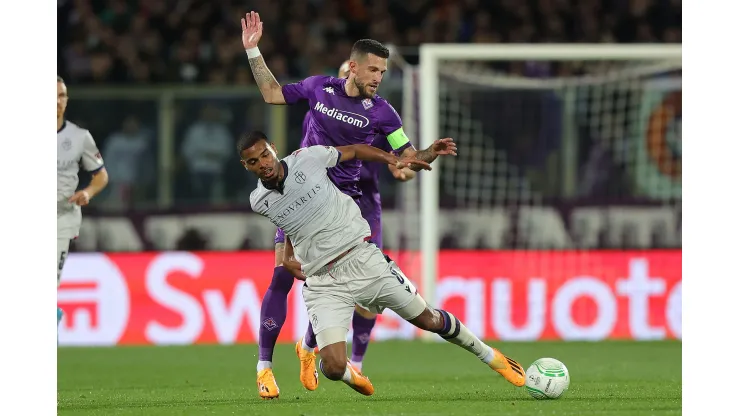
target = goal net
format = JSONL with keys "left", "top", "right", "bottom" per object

{"left": 388, "top": 44, "right": 682, "bottom": 341}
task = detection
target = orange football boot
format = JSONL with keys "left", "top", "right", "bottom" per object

{"left": 295, "top": 339, "right": 319, "bottom": 391}
{"left": 256, "top": 368, "right": 280, "bottom": 399}
{"left": 344, "top": 360, "right": 374, "bottom": 396}
{"left": 489, "top": 348, "right": 526, "bottom": 387}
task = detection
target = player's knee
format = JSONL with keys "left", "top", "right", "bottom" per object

{"left": 318, "top": 340, "right": 347, "bottom": 380}
{"left": 319, "top": 356, "right": 346, "bottom": 381}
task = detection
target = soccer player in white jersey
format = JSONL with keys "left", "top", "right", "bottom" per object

{"left": 240, "top": 131, "right": 527, "bottom": 397}
{"left": 242, "top": 11, "right": 458, "bottom": 398}
{"left": 57, "top": 76, "right": 109, "bottom": 325}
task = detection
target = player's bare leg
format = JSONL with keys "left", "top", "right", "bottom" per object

{"left": 256, "top": 237, "right": 294, "bottom": 399}
{"left": 318, "top": 336, "right": 374, "bottom": 396}
{"left": 298, "top": 305, "right": 373, "bottom": 387}
{"left": 406, "top": 303, "right": 525, "bottom": 387}
{"left": 350, "top": 305, "right": 377, "bottom": 372}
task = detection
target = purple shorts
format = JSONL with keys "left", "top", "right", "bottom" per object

{"left": 274, "top": 219, "right": 383, "bottom": 249}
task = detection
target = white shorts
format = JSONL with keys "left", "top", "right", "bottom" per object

{"left": 57, "top": 209, "right": 82, "bottom": 240}
{"left": 57, "top": 238, "right": 71, "bottom": 286}
{"left": 302, "top": 242, "right": 427, "bottom": 350}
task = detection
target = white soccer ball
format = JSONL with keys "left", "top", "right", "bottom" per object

{"left": 524, "top": 358, "right": 570, "bottom": 400}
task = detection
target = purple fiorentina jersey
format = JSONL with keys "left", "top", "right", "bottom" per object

{"left": 356, "top": 135, "right": 390, "bottom": 247}
{"left": 283, "top": 75, "right": 411, "bottom": 198}
{"left": 300, "top": 111, "right": 387, "bottom": 247}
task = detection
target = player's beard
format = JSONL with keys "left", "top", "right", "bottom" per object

{"left": 353, "top": 78, "right": 376, "bottom": 99}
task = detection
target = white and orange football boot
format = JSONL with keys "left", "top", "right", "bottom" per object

{"left": 256, "top": 368, "right": 280, "bottom": 399}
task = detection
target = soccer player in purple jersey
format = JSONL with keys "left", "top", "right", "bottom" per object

{"left": 298, "top": 62, "right": 417, "bottom": 374}
{"left": 241, "top": 11, "right": 457, "bottom": 399}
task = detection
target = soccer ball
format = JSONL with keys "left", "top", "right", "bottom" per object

{"left": 524, "top": 358, "right": 570, "bottom": 400}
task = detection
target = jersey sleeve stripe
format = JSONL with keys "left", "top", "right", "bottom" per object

{"left": 86, "top": 164, "right": 105, "bottom": 174}
{"left": 335, "top": 150, "right": 342, "bottom": 166}
{"left": 387, "top": 127, "right": 410, "bottom": 150}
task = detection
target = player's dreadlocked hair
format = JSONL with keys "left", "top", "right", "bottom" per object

{"left": 236, "top": 130, "right": 269, "bottom": 157}
{"left": 350, "top": 39, "right": 390, "bottom": 61}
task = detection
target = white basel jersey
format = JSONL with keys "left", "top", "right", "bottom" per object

{"left": 250, "top": 146, "right": 370, "bottom": 276}
{"left": 57, "top": 120, "right": 105, "bottom": 239}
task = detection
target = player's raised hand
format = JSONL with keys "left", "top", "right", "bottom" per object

{"left": 68, "top": 190, "right": 91, "bottom": 206}
{"left": 241, "top": 11, "right": 263, "bottom": 49}
{"left": 397, "top": 157, "right": 432, "bottom": 171}
{"left": 431, "top": 138, "right": 458, "bottom": 156}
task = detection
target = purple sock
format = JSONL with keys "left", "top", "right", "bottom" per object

{"left": 304, "top": 322, "right": 318, "bottom": 349}
{"left": 350, "top": 312, "right": 377, "bottom": 363}
{"left": 258, "top": 266, "right": 295, "bottom": 361}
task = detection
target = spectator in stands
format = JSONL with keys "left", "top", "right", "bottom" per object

{"left": 101, "top": 115, "right": 153, "bottom": 208}
{"left": 180, "top": 103, "right": 234, "bottom": 204}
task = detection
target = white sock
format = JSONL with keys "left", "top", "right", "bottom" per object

{"left": 482, "top": 346, "right": 495, "bottom": 365}
{"left": 301, "top": 338, "right": 314, "bottom": 353}
{"left": 350, "top": 360, "right": 363, "bottom": 372}
{"left": 341, "top": 365, "right": 353, "bottom": 383}
{"left": 257, "top": 360, "right": 272, "bottom": 372}
{"left": 435, "top": 309, "right": 493, "bottom": 363}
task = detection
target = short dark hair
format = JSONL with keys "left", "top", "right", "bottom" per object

{"left": 57, "top": 75, "right": 64, "bottom": 83}
{"left": 350, "top": 39, "right": 389, "bottom": 61}
{"left": 236, "top": 130, "right": 269, "bottom": 157}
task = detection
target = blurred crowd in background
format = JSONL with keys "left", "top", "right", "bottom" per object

{"left": 58, "top": 0, "right": 681, "bottom": 85}
{"left": 57, "top": 0, "right": 681, "bottom": 213}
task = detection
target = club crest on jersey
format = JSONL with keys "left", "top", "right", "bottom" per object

{"left": 61, "top": 139, "right": 72, "bottom": 150}
{"left": 361, "top": 98, "right": 374, "bottom": 110}
{"left": 294, "top": 171, "right": 307, "bottom": 184}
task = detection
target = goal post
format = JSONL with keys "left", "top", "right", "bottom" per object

{"left": 418, "top": 43, "right": 682, "bottom": 313}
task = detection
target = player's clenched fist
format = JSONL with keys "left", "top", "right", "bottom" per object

{"left": 241, "top": 11, "right": 263, "bottom": 49}
{"left": 68, "top": 190, "right": 91, "bottom": 206}
{"left": 283, "top": 258, "right": 306, "bottom": 281}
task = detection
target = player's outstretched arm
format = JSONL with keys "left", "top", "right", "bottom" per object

{"left": 398, "top": 138, "right": 458, "bottom": 171}
{"left": 336, "top": 144, "right": 432, "bottom": 171}
{"left": 241, "top": 11, "right": 286, "bottom": 104}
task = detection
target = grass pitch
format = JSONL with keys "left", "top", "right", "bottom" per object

{"left": 58, "top": 340, "right": 681, "bottom": 415}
